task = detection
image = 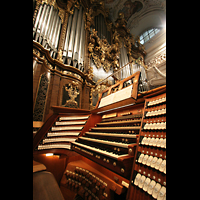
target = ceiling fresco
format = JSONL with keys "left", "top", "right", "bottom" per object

{"left": 118, "top": 1, "right": 143, "bottom": 22}
{"left": 103, "top": 0, "right": 165, "bottom": 35}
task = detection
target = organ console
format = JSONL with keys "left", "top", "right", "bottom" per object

{"left": 33, "top": 69, "right": 166, "bottom": 200}
{"left": 71, "top": 110, "right": 142, "bottom": 179}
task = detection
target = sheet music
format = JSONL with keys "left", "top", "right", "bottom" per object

{"left": 98, "top": 85, "right": 133, "bottom": 108}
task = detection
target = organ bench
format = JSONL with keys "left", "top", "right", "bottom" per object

{"left": 33, "top": 72, "right": 166, "bottom": 200}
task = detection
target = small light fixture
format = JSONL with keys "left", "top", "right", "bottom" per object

{"left": 46, "top": 153, "right": 53, "bottom": 157}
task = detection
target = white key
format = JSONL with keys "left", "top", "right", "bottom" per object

{"left": 134, "top": 173, "right": 141, "bottom": 186}
{"left": 79, "top": 137, "right": 132, "bottom": 148}
{"left": 38, "top": 143, "right": 71, "bottom": 150}
{"left": 71, "top": 142, "right": 128, "bottom": 160}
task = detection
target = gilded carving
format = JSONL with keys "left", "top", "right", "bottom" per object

{"left": 85, "top": 8, "right": 94, "bottom": 30}
{"left": 90, "top": 79, "right": 109, "bottom": 109}
{"left": 57, "top": 49, "right": 63, "bottom": 62}
{"left": 87, "top": 66, "right": 94, "bottom": 80}
{"left": 146, "top": 51, "right": 166, "bottom": 69}
{"left": 63, "top": 81, "right": 80, "bottom": 108}
{"left": 58, "top": 7, "right": 65, "bottom": 24}
{"left": 34, "top": 0, "right": 65, "bottom": 24}
{"left": 33, "top": 48, "right": 40, "bottom": 57}
{"left": 88, "top": 29, "right": 120, "bottom": 73}
{"left": 33, "top": 72, "right": 50, "bottom": 121}
{"left": 33, "top": 0, "right": 41, "bottom": 25}
{"left": 87, "top": 1, "right": 147, "bottom": 73}
{"left": 115, "top": 11, "right": 146, "bottom": 62}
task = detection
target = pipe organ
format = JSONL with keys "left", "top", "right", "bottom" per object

{"left": 33, "top": 2, "right": 62, "bottom": 59}
{"left": 118, "top": 43, "right": 148, "bottom": 91}
{"left": 94, "top": 13, "right": 111, "bottom": 44}
{"left": 119, "top": 42, "right": 131, "bottom": 80}
{"left": 33, "top": 1, "right": 86, "bottom": 72}
{"left": 33, "top": 0, "right": 147, "bottom": 77}
{"left": 62, "top": 5, "right": 86, "bottom": 71}
{"left": 33, "top": 0, "right": 151, "bottom": 125}
{"left": 33, "top": 1, "right": 166, "bottom": 200}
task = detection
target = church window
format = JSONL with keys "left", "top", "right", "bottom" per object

{"left": 140, "top": 28, "right": 160, "bottom": 44}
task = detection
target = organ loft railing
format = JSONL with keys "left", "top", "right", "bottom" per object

{"left": 96, "top": 60, "right": 149, "bottom": 91}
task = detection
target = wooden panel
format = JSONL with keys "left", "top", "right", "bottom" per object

{"left": 33, "top": 121, "right": 44, "bottom": 128}
{"left": 51, "top": 106, "right": 90, "bottom": 114}
{"left": 33, "top": 160, "right": 46, "bottom": 173}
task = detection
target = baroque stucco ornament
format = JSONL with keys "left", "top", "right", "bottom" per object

{"left": 88, "top": 29, "right": 120, "bottom": 73}
{"left": 63, "top": 81, "right": 80, "bottom": 108}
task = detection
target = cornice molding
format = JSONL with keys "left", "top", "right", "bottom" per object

{"left": 145, "top": 49, "right": 166, "bottom": 70}
{"left": 33, "top": 40, "right": 95, "bottom": 86}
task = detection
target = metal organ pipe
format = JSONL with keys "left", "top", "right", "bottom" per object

{"left": 81, "top": 23, "right": 85, "bottom": 71}
{"left": 102, "top": 15, "right": 106, "bottom": 39}
{"left": 33, "top": 4, "right": 42, "bottom": 37}
{"left": 33, "top": 4, "right": 86, "bottom": 67}
{"left": 39, "top": 5, "right": 50, "bottom": 44}
{"left": 33, "top": 3, "right": 62, "bottom": 58}
{"left": 51, "top": 14, "right": 59, "bottom": 49}
{"left": 55, "top": 19, "right": 62, "bottom": 50}
{"left": 68, "top": 8, "right": 78, "bottom": 64}
{"left": 46, "top": 9, "right": 56, "bottom": 48}
{"left": 95, "top": 16, "right": 98, "bottom": 33}
{"left": 42, "top": 5, "right": 54, "bottom": 47}
{"left": 73, "top": 6, "right": 82, "bottom": 66}
{"left": 120, "top": 44, "right": 125, "bottom": 68}
{"left": 53, "top": 18, "right": 61, "bottom": 58}
{"left": 98, "top": 14, "right": 101, "bottom": 38}
{"left": 94, "top": 14, "right": 111, "bottom": 44}
{"left": 48, "top": 10, "right": 57, "bottom": 49}
{"left": 49, "top": 11, "right": 59, "bottom": 57}
{"left": 119, "top": 42, "right": 131, "bottom": 80}
{"left": 122, "top": 45, "right": 127, "bottom": 79}
{"left": 61, "top": 6, "right": 85, "bottom": 71}
{"left": 63, "top": 14, "right": 72, "bottom": 63}
{"left": 78, "top": 17, "right": 85, "bottom": 70}
{"left": 38, "top": 4, "right": 47, "bottom": 29}
{"left": 35, "top": 3, "right": 47, "bottom": 42}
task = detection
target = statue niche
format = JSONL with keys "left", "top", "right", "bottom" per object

{"left": 62, "top": 81, "right": 80, "bottom": 108}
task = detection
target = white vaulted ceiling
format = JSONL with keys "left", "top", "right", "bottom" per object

{"left": 104, "top": 0, "right": 166, "bottom": 38}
